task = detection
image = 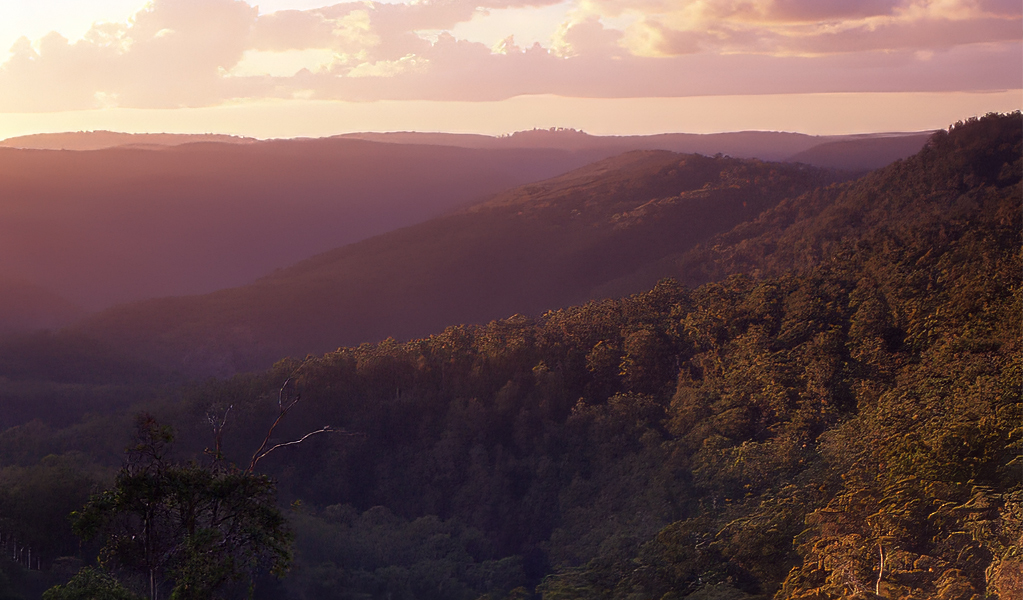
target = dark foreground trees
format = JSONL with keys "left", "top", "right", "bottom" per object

{"left": 51, "top": 415, "right": 291, "bottom": 600}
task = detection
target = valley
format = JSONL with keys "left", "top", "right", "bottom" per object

{"left": 0, "top": 113, "right": 1018, "bottom": 600}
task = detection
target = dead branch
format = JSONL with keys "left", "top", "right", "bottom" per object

{"left": 875, "top": 544, "right": 886, "bottom": 598}
{"left": 248, "top": 426, "right": 361, "bottom": 471}
{"left": 246, "top": 369, "right": 363, "bottom": 472}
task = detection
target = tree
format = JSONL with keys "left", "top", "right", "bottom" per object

{"left": 0, "top": 454, "right": 98, "bottom": 570}
{"left": 42, "top": 567, "right": 141, "bottom": 600}
{"left": 70, "top": 415, "right": 292, "bottom": 600}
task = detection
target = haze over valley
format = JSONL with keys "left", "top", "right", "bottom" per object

{"left": 0, "top": 127, "right": 930, "bottom": 334}
{"left": 0, "top": 1, "right": 1019, "bottom": 599}
{"left": 0, "top": 113, "right": 1018, "bottom": 600}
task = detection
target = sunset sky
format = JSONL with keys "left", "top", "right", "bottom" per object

{"left": 0, "top": 0, "right": 1019, "bottom": 138}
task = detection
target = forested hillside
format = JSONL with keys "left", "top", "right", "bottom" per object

{"left": 79, "top": 151, "right": 837, "bottom": 375}
{"left": 0, "top": 113, "right": 1018, "bottom": 600}
{"left": 0, "top": 138, "right": 606, "bottom": 314}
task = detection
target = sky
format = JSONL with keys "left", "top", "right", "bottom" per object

{"left": 0, "top": 0, "right": 1020, "bottom": 138}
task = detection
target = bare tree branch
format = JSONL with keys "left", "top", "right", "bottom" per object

{"left": 875, "top": 544, "right": 886, "bottom": 598}
{"left": 246, "top": 366, "right": 364, "bottom": 472}
{"left": 206, "top": 404, "right": 232, "bottom": 460}
{"left": 248, "top": 426, "right": 361, "bottom": 471}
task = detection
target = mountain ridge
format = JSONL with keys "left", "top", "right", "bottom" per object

{"left": 0, "top": 128, "right": 933, "bottom": 171}
{"left": 76, "top": 150, "right": 838, "bottom": 375}
{"left": 337, "top": 128, "right": 934, "bottom": 168}
{"left": 0, "top": 130, "right": 259, "bottom": 150}
{"left": 0, "top": 138, "right": 617, "bottom": 315}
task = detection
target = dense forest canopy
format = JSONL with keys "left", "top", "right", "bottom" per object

{"left": 0, "top": 112, "right": 1018, "bottom": 600}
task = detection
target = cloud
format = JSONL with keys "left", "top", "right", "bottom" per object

{"left": 720, "top": 0, "right": 903, "bottom": 21}
{"left": 0, "top": 0, "right": 258, "bottom": 110}
{"left": 346, "top": 53, "right": 428, "bottom": 78}
{"left": 621, "top": 18, "right": 704, "bottom": 56}
{"left": 553, "top": 16, "right": 625, "bottom": 57}
{"left": 0, "top": 0, "right": 1018, "bottom": 112}
{"left": 790, "top": 15, "right": 1022, "bottom": 54}
{"left": 599, "top": 0, "right": 1023, "bottom": 57}
{"left": 979, "top": 0, "right": 1023, "bottom": 17}
{"left": 228, "top": 48, "right": 337, "bottom": 77}
{"left": 251, "top": 9, "right": 341, "bottom": 51}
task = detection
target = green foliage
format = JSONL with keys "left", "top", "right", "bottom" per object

{"left": 0, "top": 330, "right": 171, "bottom": 432}
{"left": 286, "top": 504, "right": 528, "bottom": 600}
{"left": 0, "top": 454, "right": 102, "bottom": 569}
{"left": 41, "top": 567, "right": 140, "bottom": 600}
{"left": 538, "top": 112, "right": 1021, "bottom": 600}
{"left": 7, "top": 112, "right": 1020, "bottom": 600}
{"left": 69, "top": 415, "right": 292, "bottom": 600}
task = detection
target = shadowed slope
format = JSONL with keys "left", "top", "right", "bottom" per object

{"left": 79, "top": 151, "right": 834, "bottom": 375}
{"left": 785, "top": 132, "right": 933, "bottom": 170}
{"left": 0, "top": 138, "right": 610, "bottom": 315}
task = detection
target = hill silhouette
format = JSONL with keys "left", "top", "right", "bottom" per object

{"left": 785, "top": 131, "right": 934, "bottom": 170}
{"left": 339, "top": 129, "right": 822, "bottom": 158}
{"left": 0, "top": 138, "right": 617, "bottom": 316}
{"left": 0, "top": 127, "right": 927, "bottom": 332}
{"left": 0, "top": 130, "right": 258, "bottom": 150}
{"left": 340, "top": 128, "right": 932, "bottom": 168}
{"left": 3, "top": 128, "right": 931, "bottom": 169}
{"left": 78, "top": 151, "right": 837, "bottom": 375}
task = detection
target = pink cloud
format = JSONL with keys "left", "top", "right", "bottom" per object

{"left": 556, "top": 17, "right": 626, "bottom": 57}
{"left": 979, "top": 0, "right": 1023, "bottom": 16}
{"left": 793, "top": 16, "right": 1023, "bottom": 53}
{"left": 0, "top": 0, "right": 257, "bottom": 110}
{"left": 767, "top": 0, "right": 904, "bottom": 21}
{"left": 0, "top": 0, "right": 1019, "bottom": 112}
{"left": 251, "top": 10, "right": 337, "bottom": 51}
{"left": 220, "top": 39, "right": 1019, "bottom": 102}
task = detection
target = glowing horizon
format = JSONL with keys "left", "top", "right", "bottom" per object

{"left": 1, "top": 91, "right": 1021, "bottom": 141}
{"left": 1, "top": 1, "right": 1020, "bottom": 137}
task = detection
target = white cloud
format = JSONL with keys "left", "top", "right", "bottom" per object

{"left": 552, "top": 16, "right": 625, "bottom": 57}
{"left": 346, "top": 53, "right": 428, "bottom": 77}
{"left": 452, "top": 1, "right": 575, "bottom": 48}
{"left": 227, "top": 48, "right": 337, "bottom": 76}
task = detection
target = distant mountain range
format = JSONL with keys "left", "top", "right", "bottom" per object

{"left": 0, "top": 127, "right": 933, "bottom": 170}
{"left": 77, "top": 151, "right": 840, "bottom": 374}
{"left": 0, "top": 131, "right": 258, "bottom": 150}
{"left": 784, "top": 132, "right": 938, "bottom": 171}
{"left": 337, "top": 128, "right": 934, "bottom": 169}
{"left": 0, "top": 128, "right": 932, "bottom": 335}
{"left": 0, "top": 138, "right": 618, "bottom": 318}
